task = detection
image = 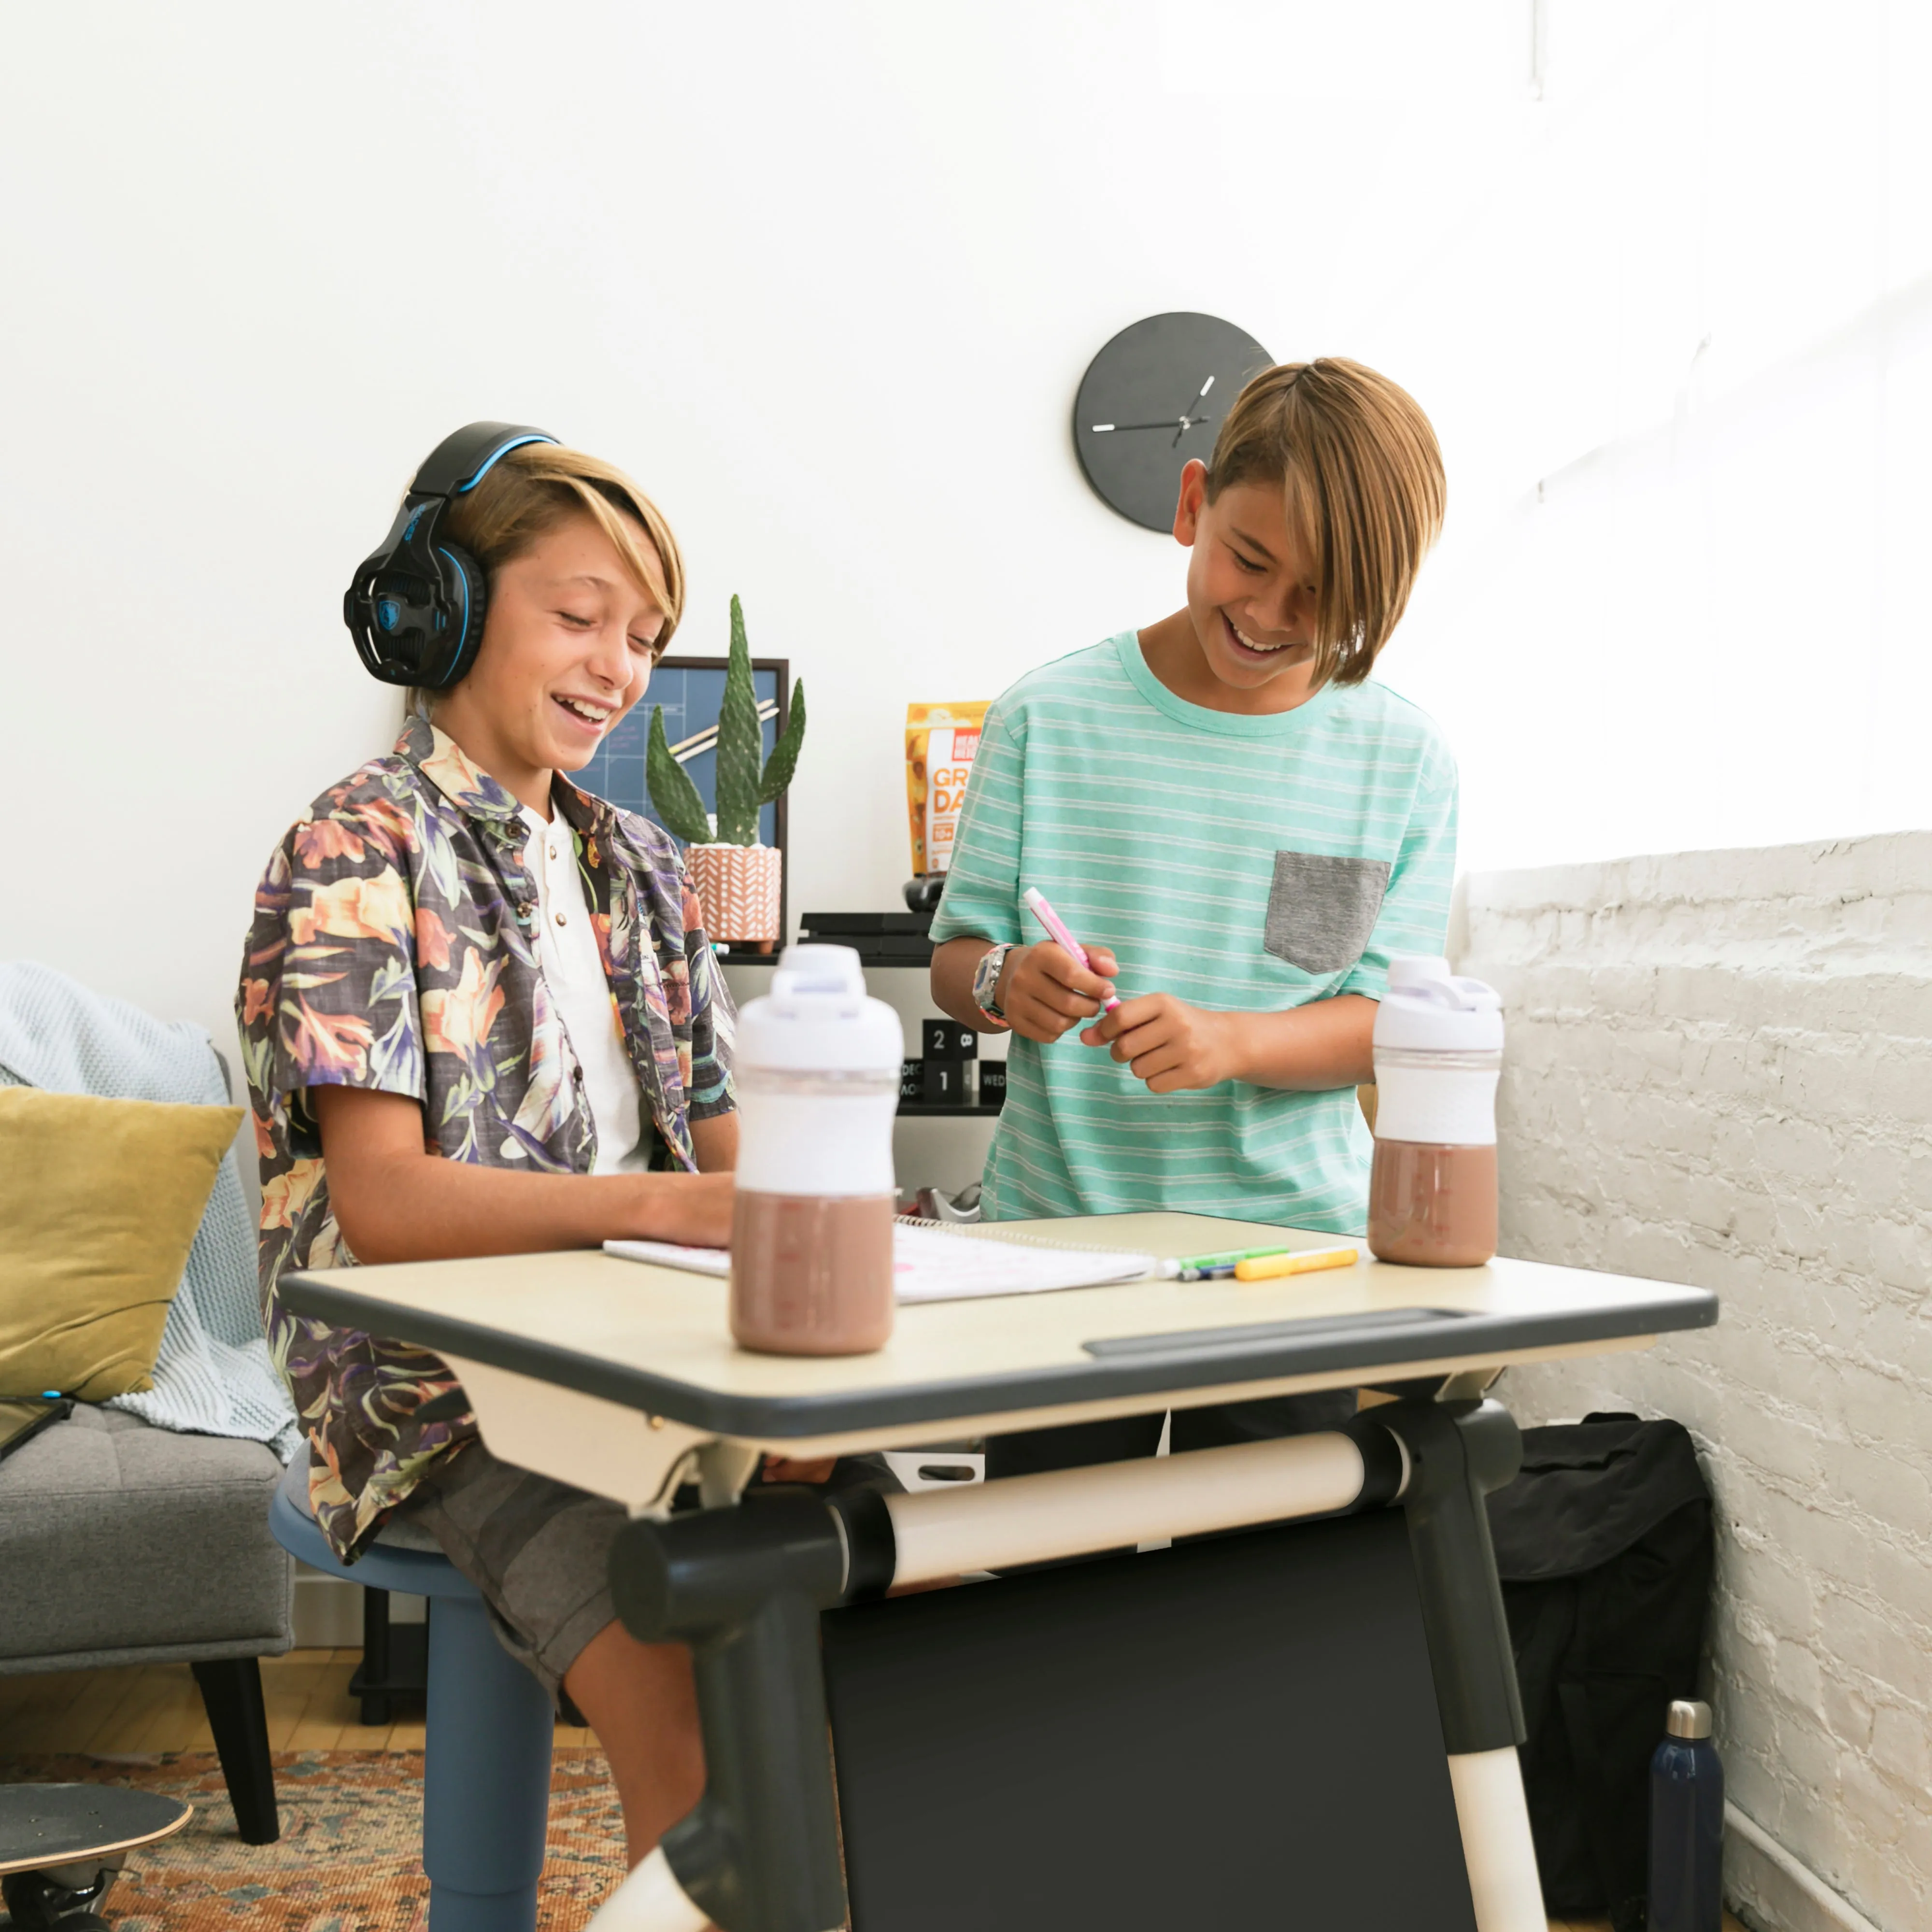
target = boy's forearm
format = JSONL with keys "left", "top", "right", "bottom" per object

{"left": 310, "top": 1085, "right": 733, "bottom": 1263}
{"left": 1222, "top": 994, "right": 1378, "bottom": 1090}
{"left": 335, "top": 1153, "right": 726, "bottom": 1263}
{"left": 931, "top": 935, "right": 1003, "bottom": 1031}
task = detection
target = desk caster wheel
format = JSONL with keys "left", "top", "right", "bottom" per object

{"left": 4, "top": 1868, "right": 114, "bottom": 1929}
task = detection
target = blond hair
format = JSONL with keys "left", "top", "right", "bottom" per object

{"left": 1205, "top": 358, "right": 1445, "bottom": 688}
{"left": 409, "top": 440, "right": 685, "bottom": 716}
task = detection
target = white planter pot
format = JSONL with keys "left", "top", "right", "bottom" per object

{"left": 686, "top": 842, "right": 783, "bottom": 947}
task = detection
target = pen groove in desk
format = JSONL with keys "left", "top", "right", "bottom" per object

{"left": 1084, "top": 1307, "right": 1462, "bottom": 1358}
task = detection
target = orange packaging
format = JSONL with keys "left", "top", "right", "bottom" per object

{"left": 905, "top": 702, "right": 989, "bottom": 876}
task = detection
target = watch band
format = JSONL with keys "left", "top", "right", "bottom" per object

{"left": 972, "top": 942, "right": 1016, "bottom": 1020}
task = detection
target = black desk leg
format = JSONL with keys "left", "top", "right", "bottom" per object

{"left": 605, "top": 1488, "right": 850, "bottom": 1932}
{"left": 1378, "top": 1399, "right": 1544, "bottom": 1932}
{"left": 190, "top": 1658, "right": 279, "bottom": 1845}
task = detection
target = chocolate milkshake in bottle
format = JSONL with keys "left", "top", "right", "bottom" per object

{"left": 730, "top": 944, "right": 904, "bottom": 1355}
{"left": 1366, "top": 955, "right": 1504, "bottom": 1267}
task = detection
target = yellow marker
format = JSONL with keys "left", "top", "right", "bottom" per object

{"left": 1234, "top": 1245, "right": 1360, "bottom": 1282}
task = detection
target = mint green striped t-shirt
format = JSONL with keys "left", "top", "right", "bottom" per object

{"left": 930, "top": 631, "right": 1457, "bottom": 1233}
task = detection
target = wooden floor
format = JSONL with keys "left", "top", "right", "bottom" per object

{"left": 0, "top": 1655, "right": 1745, "bottom": 1932}
{"left": 0, "top": 1648, "right": 596, "bottom": 1758}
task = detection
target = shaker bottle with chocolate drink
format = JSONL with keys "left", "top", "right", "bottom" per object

{"left": 730, "top": 944, "right": 904, "bottom": 1355}
{"left": 1366, "top": 955, "right": 1504, "bottom": 1267}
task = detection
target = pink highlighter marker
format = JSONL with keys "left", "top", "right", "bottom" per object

{"left": 1022, "top": 886, "right": 1122, "bottom": 1014}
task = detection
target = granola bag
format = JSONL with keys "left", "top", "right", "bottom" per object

{"left": 905, "top": 701, "right": 989, "bottom": 876}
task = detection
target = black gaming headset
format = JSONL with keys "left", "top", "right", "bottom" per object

{"left": 343, "top": 421, "right": 560, "bottom": 688}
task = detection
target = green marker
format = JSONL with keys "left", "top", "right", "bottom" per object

{"left": 1158, "top": 1244, "right": 1295, "bottom": 1280}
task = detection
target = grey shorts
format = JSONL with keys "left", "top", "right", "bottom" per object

{"left": 403, "top": 1439, "right": 627, "bottom": 1702}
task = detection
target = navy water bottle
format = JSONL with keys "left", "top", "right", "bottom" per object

{"left": 1649, "top": 1698, "right": 1724, "bottom": 1932}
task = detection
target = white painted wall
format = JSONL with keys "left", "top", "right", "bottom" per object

{"left": 10, "top": 3, "right": 1925, "bottom": 1063}
{"left": 1384, "top": 0, "right": 1932, "bottom": 875}
{"left": 1459, "top": 834, "right": 1932, "bottom": 1932}
{"left": 0, "top": 0, "right": 1503, "bottom": 1056}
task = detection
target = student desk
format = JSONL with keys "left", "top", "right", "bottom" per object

{"left": 282, "top": 1212, "right": 1718, "bottom": 1932}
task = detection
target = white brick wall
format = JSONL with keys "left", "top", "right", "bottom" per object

{"left": 1455, "top": 833, "right": 1932, "bottom": 1932}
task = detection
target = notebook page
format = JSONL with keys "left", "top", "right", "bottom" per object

{"left": 602, "top": 1224, "right": 1157, "bottom": 1303}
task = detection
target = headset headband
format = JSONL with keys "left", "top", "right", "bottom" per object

{"left": 410, "top": 422, "right": 560, "bottom": 501}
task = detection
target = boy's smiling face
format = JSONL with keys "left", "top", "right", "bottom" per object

{"left": 430, "top": 509, "right": 669, "bottom": 815}
{"left": 1144, "top": 458, "right": 1325, "bottom": 715}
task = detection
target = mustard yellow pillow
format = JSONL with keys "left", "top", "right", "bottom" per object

{"left": 0, "top": 1087, "right": 243, "bottom": 1401}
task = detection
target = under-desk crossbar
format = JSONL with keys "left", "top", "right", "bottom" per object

{"left": 871, "top": 1424, "right": 1407, "bottom": 1585}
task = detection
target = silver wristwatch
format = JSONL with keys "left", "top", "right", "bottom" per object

{"left": 971, "top": 942, "right": 1017, "bottom": 1020}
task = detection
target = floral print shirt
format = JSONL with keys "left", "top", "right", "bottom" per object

{"left": 238, "top": 718, "right": 736, "bottom": 1561}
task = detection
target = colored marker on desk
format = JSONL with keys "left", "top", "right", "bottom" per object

{"left": 1161, "top": 1243, "right": 1360, "bottom": 1282}
{"left": 1160, "top": 1243, "right": 1296, "bottom": 1279}
{"left": 1236, "top": 1245, "right": 1359, "bottom": 1282}
{"left": 1022, "top": 887, "right": 1121, "bottom": 1014}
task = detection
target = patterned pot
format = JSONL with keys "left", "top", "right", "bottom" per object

{"left": 685, "top": 842, "right": 783, "bottom": 948}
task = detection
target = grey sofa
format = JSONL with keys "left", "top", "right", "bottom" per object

{"left": 0, "top": 1403, "right": 291, "bottom": 1842}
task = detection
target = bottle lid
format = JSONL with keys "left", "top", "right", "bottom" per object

{"left": 1665, "top": 1699, "right": 1713, "bottom": 1739}
{"left": 1372, "top": 955, "right": 1505, "bottom": 1052}
{"left": 738, "top": 944, "right": 903, "bottom": 1074}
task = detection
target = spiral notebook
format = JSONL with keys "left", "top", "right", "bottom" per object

{"left": 603, "top": 1221, "right": 1158, "bottom": 1305}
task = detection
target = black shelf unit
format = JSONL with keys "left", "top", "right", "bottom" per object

{"left": 797, "top": 911, "right": 936, "bottom": 970}
{"left": 718, "top": 912, "right": 998, "bottom": 1117}
{"left": 713, "top": 949, "right": 938, "bottom": 969}
{"left": 716, "top": 917, "right": 936, "bottom": 968}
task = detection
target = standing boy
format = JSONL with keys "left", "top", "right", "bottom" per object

{"left": 930, "top": 359, "right": 1451, "bottom": 1466}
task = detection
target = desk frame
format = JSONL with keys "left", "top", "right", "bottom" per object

{"left": 282, "top": 1223, "right": 1719, "bottom": 1932}
{"left": 588, "top": 1397, "right": 1539, "bottom": 1932}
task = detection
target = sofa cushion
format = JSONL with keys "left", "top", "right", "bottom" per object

{"left": 0, "top": 1405, "right": 290, "bottom": 1663}
{"left": 0, "top": 1087, "right": 244, "bottom": 1400}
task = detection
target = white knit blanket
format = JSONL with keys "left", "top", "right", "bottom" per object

{"left": 0, "top": 961, "right": 298, "bottom": 1462}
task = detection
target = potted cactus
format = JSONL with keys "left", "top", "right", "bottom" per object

{"left": 646, "top": 594, "right": 805, "bottom": 949}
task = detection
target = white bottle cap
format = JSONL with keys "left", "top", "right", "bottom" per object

{"left": 738, "top": 944, "right": 903, "bottom": 1075}
{"left": 1373, "top": 955, "right": 1505, "bottom": 1053}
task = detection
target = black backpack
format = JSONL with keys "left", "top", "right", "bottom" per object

{"left": 1485, "top": 1413, "right": 1714, "bottom": 1932}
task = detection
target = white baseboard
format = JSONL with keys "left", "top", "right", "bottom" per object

{"left": 1727, "top": 1805, "right": 1885, "bottom": 1932}
{"left": 291, "top": 1565, "right": 425, "bottom": 1649}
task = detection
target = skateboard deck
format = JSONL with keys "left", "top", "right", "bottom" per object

{"left": 0, "top": 1785, "right": 191, "bottom": 1877}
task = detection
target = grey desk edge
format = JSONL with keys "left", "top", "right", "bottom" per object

{"left": 278, "top": 1273, "right": 1720, "bottom": 1442}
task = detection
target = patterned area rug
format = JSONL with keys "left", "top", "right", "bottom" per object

{"left": 0, "top": 1750, "right": 625, "bottom": 1931}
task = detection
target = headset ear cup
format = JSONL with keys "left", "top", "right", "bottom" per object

{"left": 425, "top": 544, "right": 489, "bottom": 688}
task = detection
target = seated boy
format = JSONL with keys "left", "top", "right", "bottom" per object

{"left": 929, "top": 357, "right": 1452, "bottom": 1472}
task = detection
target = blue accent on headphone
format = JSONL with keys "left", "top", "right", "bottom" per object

{"left": 376, "top": 597, "right": 400, "bottom": 632}
{"left": 456, "top": 434, "right": 554, "bottom": 492}
{"left": 437, "top": 548, "right": 471, "bottom": 674}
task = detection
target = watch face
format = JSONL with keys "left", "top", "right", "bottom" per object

{"left": 1074, "top": 313, "right": 1274, "bottom": 532}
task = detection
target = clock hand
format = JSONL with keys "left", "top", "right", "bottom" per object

{"left": 1171, "top": 374, "right": 1217, "bottom": 447}
{"left": 1166, "top": 373, "right": 1219, "bottom": 446}
{"left": 1091, "top": 418, "right": 1205, "bottom": 434}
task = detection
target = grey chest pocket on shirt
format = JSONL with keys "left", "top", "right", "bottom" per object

{"left": 1264, "top": 850, "right": 1392, "bottom": 974}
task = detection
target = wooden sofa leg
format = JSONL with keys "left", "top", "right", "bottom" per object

{"left": 191, "top": 1657, "right": 280, "bottom": 1845}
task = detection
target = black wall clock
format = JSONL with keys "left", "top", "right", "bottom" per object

{"left": 1073, "top": 313, "right": 1274, "bottom": 532}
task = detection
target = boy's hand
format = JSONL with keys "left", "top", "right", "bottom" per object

{"left": 1083, "top": 995, "right": 1241, "bottom": 1093}
{"left": 635, "top": 1171, "right": 736, "bottom": 1248}
{"left": 998, "top": 941, "right": 1119, "bottom": 1044}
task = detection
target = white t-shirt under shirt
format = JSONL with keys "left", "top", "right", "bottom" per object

{"left": 519, "top": 805, "right": 650, "bottom": 1175}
